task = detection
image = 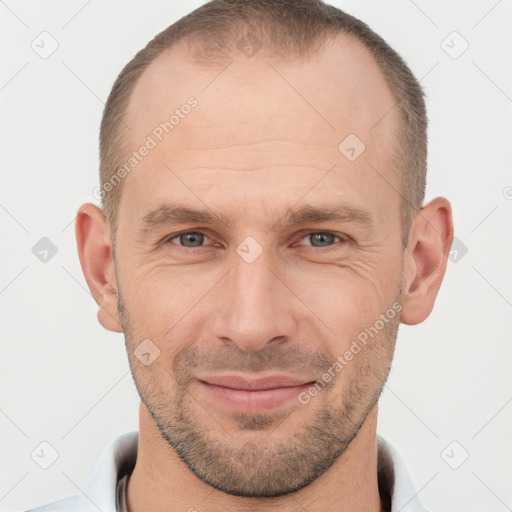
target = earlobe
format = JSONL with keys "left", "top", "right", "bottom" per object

{"left": 400, "top": 197, "right": 454, "bottom": 325}
{"left": 75, "top": 203, "right": 123, "bottom": 333}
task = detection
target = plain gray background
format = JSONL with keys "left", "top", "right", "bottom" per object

{"left": 1, "top": 1, "right": 511, "bottom": 511}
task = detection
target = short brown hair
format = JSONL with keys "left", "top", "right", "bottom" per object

{"left": 99, "top": 0, "right": 427, "bottom": 248}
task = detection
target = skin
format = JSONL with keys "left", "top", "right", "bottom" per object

{"left": 76, "top": 34, "right": 453, "bottom": 512}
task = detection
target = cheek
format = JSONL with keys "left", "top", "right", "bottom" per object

{"left": 288, "top": 257, "right": 400, "bottom": 342}
{"left": 299, "top": 280, "right": 378, "bottom": 352}
{"left": 120, "top": 265, "right": 211, "bottom": 355}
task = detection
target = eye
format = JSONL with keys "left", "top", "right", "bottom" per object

{"left": 167, "top": 231, "right": 211, "bottom": 248}
{"left": 297, "top": 232, "right": 346, "bottom": 248}
{"left": 164, "top": 230, "right": 347, "bottom": 250}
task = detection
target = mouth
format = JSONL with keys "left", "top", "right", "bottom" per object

{"left": 195, "top": 374, "right": 316, "bottom": 412}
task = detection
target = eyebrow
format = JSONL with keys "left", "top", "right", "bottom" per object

{"left": 137, "top": 203, "right": 373, "bottom": 236}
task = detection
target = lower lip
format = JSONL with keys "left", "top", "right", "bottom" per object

{"left": 197, "top": 380, "right": 313, "bottom": 412}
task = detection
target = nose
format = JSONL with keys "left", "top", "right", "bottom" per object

{"left": 211, "top": 251, "right": 297, "bottom": 352}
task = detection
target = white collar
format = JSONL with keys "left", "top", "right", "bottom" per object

{"left": 27, "top": 431, "right": 428, "bottom": 511}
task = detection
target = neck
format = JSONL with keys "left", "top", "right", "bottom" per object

{"left": 126, "top": 402, "right": 384, "bottom": 512}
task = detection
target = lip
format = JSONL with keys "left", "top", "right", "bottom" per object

{"left": 200, "top": 374, "right": 313, "bottom": 390}
{"left": 195, "top": 374, "right": 316, "bottom": 412}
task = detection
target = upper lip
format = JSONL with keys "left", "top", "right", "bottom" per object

{"left": 199, "top": 374, "right": 315, "bottom": 391}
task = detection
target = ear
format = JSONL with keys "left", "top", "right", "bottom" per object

{"left": 75, "top": 203, "right": 123, "bottom": 333}
{"left": 401, "top": 197, "right": 454, "bottom": 325}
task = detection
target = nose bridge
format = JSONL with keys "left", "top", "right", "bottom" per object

{"left": 212, "top": 248, "right": 295, "bottom": 351}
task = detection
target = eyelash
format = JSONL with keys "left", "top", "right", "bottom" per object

{"left": 164, "top": 230, "right": 349, "bottom": 249}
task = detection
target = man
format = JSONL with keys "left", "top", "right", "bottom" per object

{"left": 27, "top": 0, "right": 453, "bottom": 511}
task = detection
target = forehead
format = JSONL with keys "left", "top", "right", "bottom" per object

{"left": 125, "top": 35, "right": 398, "bottom": 146}
{"left": 118, "top": 35, "right": 401, "bottom": 228}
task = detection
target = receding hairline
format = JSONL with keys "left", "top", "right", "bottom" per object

{"left": 118, "top": 32, "right": 402, "bottom": 231}
{"left": 100, "top": 0, "right": 427, "bottom": 249}
{"left": 121, "top": 30, "right": 400, "bottom": 176}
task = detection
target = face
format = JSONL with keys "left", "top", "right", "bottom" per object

{"left": 115, "top": 36, "right": 405, "bottom": 497}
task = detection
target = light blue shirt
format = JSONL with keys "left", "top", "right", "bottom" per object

{"left": 25, "top": 431, "right": 428, "bottom": 512}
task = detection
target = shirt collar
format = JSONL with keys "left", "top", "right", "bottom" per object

{"left": 377, "top": 436, "right": 428, "bottom": 512}
{"left": 81, "top": 431, "right": 427, "bottom": 512}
